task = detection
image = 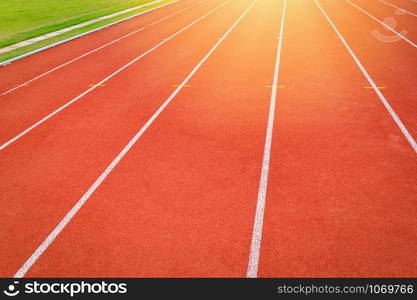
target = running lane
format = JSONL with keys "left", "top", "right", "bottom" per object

{"left": 0, "top": 0, "right": 197, "bottom": 91}
{"left": 19, "top": 0, "right": 283, "bottom": 277}
{"left": 0, "top": 0, "right": 251, "bottom": 277}
{"left": 346, "top": 0, "right": 417, "bottom": 41}
{"left": 380, "top": 0, "right": 417, "bottom": 13}
{"left": 257, "top": 0, "right": 417, "bottom": 277}
{"left": 316, "top": 0, "right": 417, "bottom": 143}
{"left": 0, "top": 0, "right": 223, "bottom": 147}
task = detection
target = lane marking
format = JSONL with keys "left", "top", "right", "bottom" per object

{"left": 172, "top": 84, "right": 191, "bottom": 87}
{"left": 13, "top": 0, "right": 257, "bottom": 278}
{"left": 264, "top": 85, "right": 285, "bottom": 88}
{"left": 247, "top": 0, "right": 287, "bottom": 279}
{"left": 364, "top": 86, "right": 385, "bottom": 89}
{"left": 89, "top": 84, "right": 106, "bottom": 87}
{"left": 314, "top": 0, "right": 417, "bottom": 153}
{"left": 0, "top": 0, "right": 230, "bottom": 151}
{"left": 378, "top": 0, "right": 417, "bottom": 18}
{"left": 0, "top": 0, "right": 169, "bottom": 55}
{"left": 0, "top": 0, "right": 198, "bottom": 68}
{"left": 0, "top": 0, "right": 205, "bottom": 96}
{"left": 344, "top": 0, "right": 417, "bottom": 48}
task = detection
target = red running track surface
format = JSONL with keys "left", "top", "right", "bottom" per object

{"left": 0, "top": 0, "right": 416, "bottom": 277}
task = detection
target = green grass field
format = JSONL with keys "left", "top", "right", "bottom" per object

{"left": 0, "top": 0, "right": 175, "bottom": 63}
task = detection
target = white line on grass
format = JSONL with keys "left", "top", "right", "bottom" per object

{"left": 345, "top": 0, "right": 417, "bottom": 48}
{"left": 0, "top": 0, "right": 229, "bottom": 151}
{"left": 378, "top": 0, "right": 417, "bottom": 18}
{"left": 0, "top": 0, "right": 204, "bottom": 96}
{"left": 246, "top": 0, "right": 287, "bottom": 278}
{"left": 13, "top": 0, "right": 257, "bottom": 278}
{"left": 314, "top": 0, "right": 417, "bottom": 153}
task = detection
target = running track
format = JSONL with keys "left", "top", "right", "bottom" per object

{"left": 0, "top": 0, "right": 416, "bottom": 277}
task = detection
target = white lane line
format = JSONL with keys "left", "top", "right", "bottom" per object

{"left": 0, "top": 0, "right": 229, "bottom": 151}
{"left": 378, "top": 0, "right": 417, "bottom": 18}
{"left": 0, "top": 0, "right": 168, "bottom": 54}
{"left": 345, "top": 0, "right": 417, "bottom": 48}
{"left": 246, "top": 0, "right": 286, "bottom": 279}
{"left": 14, "top": 0, "right": 257, "bottom": 278}
{"left": 314, "top": 0, "right": 417, "bottom": 153}
{"left": 0, "top": 0, "right": 204, "bottom": 96}
{"left": 0, "top": 0, "right": 184, "bottom": 67}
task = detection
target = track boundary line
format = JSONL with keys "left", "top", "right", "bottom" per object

{"left": 345, "top": 0, "right": 417, "bottom": 48}
{"left": 0, "top": 0, "right": 230, "bottom": 151}
{"left": 1, "top": 0, "right": 205, "bottom": 96}
{"left": 314, "top": 0, "right": 417, "bottom": 153}
{"left": 247, "top": 0, "right": 287, "bottom": 278}
{"left": 0, "top": 0, "right": 187, "bottom": 67}
{"left": 13, "top": 0, "right": 257, "bottom": 278}
{"left": 378, "top": 0, "right": 417, "bottom": 18}
{"left": 0, "top": 0, "right": 169, "bottom": 55}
